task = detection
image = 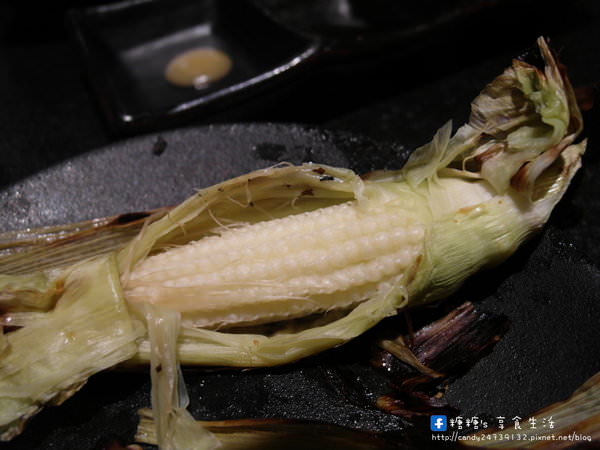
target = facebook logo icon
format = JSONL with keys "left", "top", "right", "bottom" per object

{"left": 430, "top": 415, "right": 447, "bottom": 431}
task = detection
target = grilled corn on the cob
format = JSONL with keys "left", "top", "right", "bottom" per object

{"left": 0, "top": 38, "right": 586, "bottom": 445}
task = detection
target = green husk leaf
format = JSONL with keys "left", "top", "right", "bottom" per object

{"left": 0, "top": 271, "right": 62, "bottom": 312}
{"left": 143, "top": 304, "right": 219, "bottom": 450}
{"left": 117, "top": 163, "right": 363, "bottom": 277}
{"left": 130, "top": 285, "right": 407, "bottom": 367}
{"left": 0, "top": 210, "right": 164, "bottom": 275}
{"left": 0, "top": 255, "right": 141, "bottom": 440}
{"left": 401, "top": 37, "right": 582, "bottom": 196}
{"left": 401, "top": 121, "right": 453, "bottom": 188}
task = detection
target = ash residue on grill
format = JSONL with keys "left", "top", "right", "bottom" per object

{"left": 254, "top": 141, "right": 321, "bottom": 165}
{"left": 151, "top": 136, "right": 167, "bottom": 156}
{"left": 316, "top": 129, "right": 411, "bottom": 173}
{"left": 254, "top": 142, "right": 287, "bottom": 160}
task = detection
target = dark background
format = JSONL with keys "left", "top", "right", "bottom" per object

{"left": 3, "top": 0, "right": 600, "bottom": 188}
{"left": 1, "top": 1, "right": 600, "bottom": 448}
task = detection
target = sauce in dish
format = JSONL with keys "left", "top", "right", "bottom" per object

{"left": 165, "top": 47, "right": 232, "bottom": 89}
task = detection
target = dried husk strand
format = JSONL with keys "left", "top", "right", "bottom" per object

{"left": 135, "top": 409, "right": 403, "bottom": 450}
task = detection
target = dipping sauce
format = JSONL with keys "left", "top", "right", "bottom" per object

{"left": 164, "top": 48, "right": 232, "bottom": 89}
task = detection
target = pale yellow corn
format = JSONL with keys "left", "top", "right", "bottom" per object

{"left": 124, "top": 201, "right": 424, "bottom": 328}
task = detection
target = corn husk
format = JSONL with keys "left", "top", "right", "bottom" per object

{"left": 135, "top": 410, "right": 401, "bottom": 450}
{"left": 0, "top": 255, "right": 142, "bottom": 439}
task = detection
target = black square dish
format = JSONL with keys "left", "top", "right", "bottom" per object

{"left": 69, "top": 0, "right": 527, "bottom": 135}
{"left": 68, "top": 0, "right": 318, "bottom": 134}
